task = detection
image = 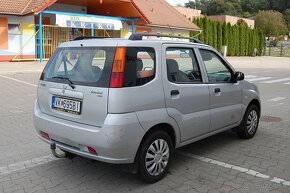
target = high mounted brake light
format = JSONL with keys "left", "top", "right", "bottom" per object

{"left": 110, "top": 47, "right": 126, "bottom": 88}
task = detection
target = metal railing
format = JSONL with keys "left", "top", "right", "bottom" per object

{"left": 264, "top": 43, "right": 290, "bottom": 57}
{"left": 11, "top": 24, "right": 119, "bottom": 61}
{"left": 35, "top": 25, "right": 115, "bottom": 60}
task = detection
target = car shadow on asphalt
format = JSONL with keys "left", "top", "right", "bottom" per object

{"left": 178, "top": 130, "right": 240, "bottom": 155}
{"left": 38, "top": 131, "right": 240, "bottom": 187}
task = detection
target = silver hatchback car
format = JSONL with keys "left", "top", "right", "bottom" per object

{"left": 34, "top": 34, "right": 260, "bottom": 182}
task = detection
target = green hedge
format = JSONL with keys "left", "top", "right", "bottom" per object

{"left": 192, "top": 17, "right": 265, "bottom": 56}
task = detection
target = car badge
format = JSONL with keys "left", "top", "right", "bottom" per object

{"left": 62, "top": 85, "right": 67, "bottom": 94}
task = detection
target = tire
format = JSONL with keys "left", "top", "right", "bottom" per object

{"left": 138, "top": 130, "right": 173, "bottom": 183}
{"left": 237, "top": 105, "right": 260, "bottom": 139}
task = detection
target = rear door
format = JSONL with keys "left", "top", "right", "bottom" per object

{"left": 37, "top": 46, "right": 116, "bottom": 127}
{"left": 162, "top": 44, "right": 210, "bottom": 142}
{"left": 198, "top": 48, "right": 242, "bottom": 131}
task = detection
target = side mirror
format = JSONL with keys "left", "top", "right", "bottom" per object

{"left": 234, "top": 71, "right": 244, "bottom": 82}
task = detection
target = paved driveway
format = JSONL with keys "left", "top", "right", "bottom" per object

{"left": 0, "top": 57, "right": 290, "bottom": 193}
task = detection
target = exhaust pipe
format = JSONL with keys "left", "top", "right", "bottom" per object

{"left": 50, "top": 143, "right": 65, "bottom": 158}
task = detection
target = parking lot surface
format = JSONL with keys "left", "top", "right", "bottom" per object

{"left": 0, "top": 56, "right": 290, "bottom": 193}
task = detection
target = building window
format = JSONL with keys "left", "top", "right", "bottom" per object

{"left": 8, "top": 23, "right": 21, "bottom": 34}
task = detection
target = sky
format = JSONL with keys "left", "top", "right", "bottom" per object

{"left": 166, "top": 0, "right": 189, "bottom": 6}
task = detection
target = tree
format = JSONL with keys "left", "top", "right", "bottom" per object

{"left": 227, "top": 23, "right": 234, "bottom": 56}
{"left": 190, "top": 16, "right": 265, "bottom": 57}
{"left": 266, "top": 0, "right": 290, "bottom": 13}
{"left": 234, "top": 25, "right": 240, "bottom": 55}
{"left": 203, "top": 17, "right": 211, "bottom": 45}
{"left": 222, "top": 22, "right": 228, "bottom": 46}
{"left": 255, "top": 10, "right": 287, "bottom": 37}
{"left": 258, "top": 29, "right": 265, "bottom": 55}
{"left": 208, "top": 20, "right": 214, "bottom": 46}
{"left": 212, "top": 21, "right": 217, "bottom": 48}
{"left": 241, "top": 0, "right": 290, "bottom": 14}
{"left": 197, "top": 19, "right": 205, "bottom": 42}
{"left": 185, "top": 0, "right": 209, "bottom": 14}
{"left": 237, "top": 19, "right": 248, "bottom": 27}
{"left": 285, "top": 9, "right": 290, "bottom": 31}
{"left": 248, "top": 29, "right": 253, "bottom": 56}
{"left": 241, "top": 0, "right": 255, "bottom": 14}
{"left": 184, "top": 0, "right": 290, "bottom": 19}
{"left": 205, "top": 0, "right": 242, "bottom": 16}
{"left": 245, "top": 27, "right": 250, "bottom": 55}
{"left": 239, "top": 25, "right": 246, "bottom": 56}
{"left": 217, "top": 23, "right": 223, "bottom": 52}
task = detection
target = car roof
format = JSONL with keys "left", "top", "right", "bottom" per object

{"left": 59, "top": 38, "right": 211, "bottom": 49}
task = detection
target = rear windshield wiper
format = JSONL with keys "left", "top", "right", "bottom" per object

{"left": 52, "top": 76, "right": 75, "bottom": 89}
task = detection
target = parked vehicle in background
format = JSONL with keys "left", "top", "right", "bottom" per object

{"left": 34, "top": 34, "right": 261, "bottom": 182}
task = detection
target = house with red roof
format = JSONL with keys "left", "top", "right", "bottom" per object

{"left": 0, "top": 0, "right": 200, "bottom": 61}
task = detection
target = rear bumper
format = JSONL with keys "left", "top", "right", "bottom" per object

{"left": 33, "top": 101, "right": 145, "bottom": 164}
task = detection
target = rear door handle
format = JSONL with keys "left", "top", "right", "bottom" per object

{"left": 171, "top": 90, "right": 179, "bottom": 96}
{"left": 214, "top": 88, "right": 221, "bottom": 93}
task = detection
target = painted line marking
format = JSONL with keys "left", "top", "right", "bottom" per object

{"left": 267, "top": 97, "right": 286, "bottom": 102}
{"left": 245, "top": 75, "right": 257, "bottom": 79}
{"left": 246, "top": 77, "right": 272, "bottom": 82}
{"left": 0, "top": 70, "right": 42, "bottom": 74}
{"left": 0, "top": 155, "right": 57, "bottom": 175}
{"left": 284, "top": 82, "right": 290, "bottom": 85}
{"left": 0, "top": 74, "right": 37, "bottom": 87}
{"left": 177, "top": 151, "right": 290, "bottom": 186}
{"left": 271, "top": 103, "right": 284, "bottom": 107}
{"left": 261, "top": 78, "right": 290, "bottom": 84}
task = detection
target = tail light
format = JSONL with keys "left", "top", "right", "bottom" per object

{"left": 40, "top": 131, "right": 50, "bottom": 140}
{"left": 87, "top": 146, "right": 97, "bottom": 155}
{"left": 110, "top": 47, "right": 126, "bottom": 88}
{"left": 80, "top": 145, "right": 98, "bottom": 155}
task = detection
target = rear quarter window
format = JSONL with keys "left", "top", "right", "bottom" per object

{"left": 123, "top": 47, "right": 156, "bottom": 87}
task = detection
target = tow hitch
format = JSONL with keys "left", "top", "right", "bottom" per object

{"left": 50, "top": 143, "right": 66, "bottom": 158}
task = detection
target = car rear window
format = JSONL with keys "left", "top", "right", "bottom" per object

{"left": 123, "top": 47, "right": 156, "bottom": 87}
{"left": 40, "top": 47, "right": 116, "bottom": 87}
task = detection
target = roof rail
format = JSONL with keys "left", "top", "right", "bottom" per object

{"left": 129, "top": 33, "right": 203, "bottom": 44}
{"left": 73, "top": 36, "right": 110, "bottom": 41}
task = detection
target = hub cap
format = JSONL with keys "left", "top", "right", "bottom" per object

{"left": 145, "top": 139, "right": 169, "bottom": 176}
{"left": 247, "top": 110, "right": 258, "bottom": 135}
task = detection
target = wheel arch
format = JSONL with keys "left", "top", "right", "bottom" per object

{"left": 134, "top": 122, "right": 177, "bottom": 164}
{"left": 248, "top": 99, "right": 261, "bottom": 117}
{"left": 141, "top": 123, "right": 176, "bottom": 148}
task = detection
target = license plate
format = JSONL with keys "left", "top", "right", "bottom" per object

{"left": 52, "top": 96, "right": 81, "bottom": 115}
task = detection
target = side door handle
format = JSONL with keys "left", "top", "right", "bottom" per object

{"left": 214, "top": 88, "right": 221, "bottom": 93}
{"left": 171, "top": 90, "right": 179, "bottom": 96}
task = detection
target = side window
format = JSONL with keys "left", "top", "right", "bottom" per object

{"left": 166, "top": 47, "right": 202, "bottom": 83}
{"left": 123, "top": 47, "right": 155, "bottom": 87}
{"left": 92, "top": 50, "right": 106, "bottom": 69}
{"left": 199, "top": 49, "right": 232, "bottom": 83}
